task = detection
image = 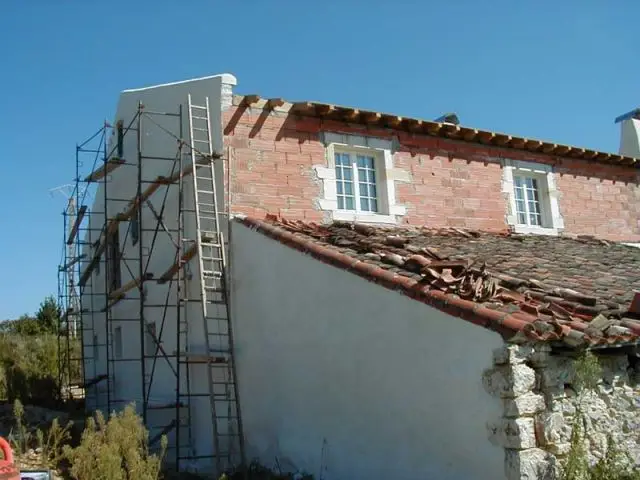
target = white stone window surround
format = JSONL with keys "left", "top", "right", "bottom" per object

{"left": 502, "top": 159, "right": 564, "bottom": 236}
{"left": 313, "top": 132, "right": 409, "bottom": 224}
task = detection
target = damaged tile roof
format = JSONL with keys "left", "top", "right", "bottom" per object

{"left": 237, "top": 215, "right": 640, "bottom": 348}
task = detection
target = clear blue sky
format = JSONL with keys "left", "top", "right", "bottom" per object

{"left": 0, "top": 1, "right": 637, "bottom": 319}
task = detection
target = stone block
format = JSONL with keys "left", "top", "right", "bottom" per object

{"left": 504, "top": 392, "right": 546, "bottom": 418}
{"left": 535, "top": 411, "right": 569, "bottom": 447}
{"left": 488, "top": 418, "right": 536, "bottom": 449}
{"left": 483, "top": 363, "right": 536, "bottom": 398}
{"left": 494, "top": 344, "right": 535, "bottom": 365}
{"left": 505, "top": 448, "right": 555, "bottom": 480}
{"left": 512, "top": 363, "right": 537, "bottom": 397}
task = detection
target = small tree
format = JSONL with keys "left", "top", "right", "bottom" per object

{"left": 36, "top": 295, "right": 61, "bottom": 335}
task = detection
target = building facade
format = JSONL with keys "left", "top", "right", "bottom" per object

{"left": 68, "top": 72, "right": 640, "bottom": 479}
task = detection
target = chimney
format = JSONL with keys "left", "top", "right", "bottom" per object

{"left": 628, "top": 291, "right": 640, "bottom": 318}
{"left": 614, "top": 108, "right": 640, "bottom": 157}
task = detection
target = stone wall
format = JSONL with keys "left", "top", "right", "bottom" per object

{"left": 483, "top": 343, "right": 640, "bottom": 479}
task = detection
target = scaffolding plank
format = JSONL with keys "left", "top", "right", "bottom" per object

{"left": 108, "top": 273, "right": 154, "bottom": 300}
{"left": 84, "top": 158, "right": 126, "bottom": 183}
{"left": 116, "top": 182, "right": 163, "bottom": 222}
{"left": 157, "top": 244, "right": 198, "bottom": 284}
{"left": 180, "top": 353, "right": 227, "bottom": 364}
{"left": 83, "top": 374, "right": 108, "bottom": 389}
{"left": 66, "top": 205, "right": 87, "bottom": 244}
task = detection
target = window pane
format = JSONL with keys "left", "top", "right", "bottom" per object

{"left": 337, "top": 182, "right": 343, "bottom": 194}
{"left": 530, "top": 213, "right": 541, "bottom": 226}
{"left": 337, "top": 196, "right": 344, "bottom": 209}
{"left": 370, "top": 199, "right": 378, "bottom": 212}
{"left": 344, "top": 182, "right": 353, "bottom": 195}
{"left": 360, "top": 197, "right": 368, "bottom": 211}
{"left": 336, "top": 168, "right": 342, "bottom": 180}
{"left": 359, "top": 183, "right": 368, "bottom": 197}
{"left": 370, "top": 185, "right": 377, "bottom": 198}
{"left": 517, "top": 212, "right": 527, "bottom": 224}
{"left": 344, "top": 168, "right": 352, "bottom": 181}
{"left": 345, "top": 196, "right": 354, "bottom": 210}
{"left": 357, "top": 155, "right": 367, "bottom": 168}
{"left": 514, "top": 176, "right": 523, "bottom": 187}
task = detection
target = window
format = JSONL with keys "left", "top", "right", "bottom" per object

{"left": 106, "top": 226, "right": 121, "bottom": 292}
{"left": 502, "top": 159, "right": 564, "bottom": 235}
{"left": 131, "top": 215, "right": 139, "bottom": 246}
{"left": 513, "top": 175, "right": 543, "bottom": 227}
{"left": 145, "top": 322, "right": 157, "bottom": 357}
{"left": 334, "top": 151, "right": 379, "bottom": 213}
{"left": 313, "top": 132, "right": 410, "bottom": 224}
{"left": 92, "top": 334, "right": 99, "bottom": 364}
{"left": 114, "top": 326, "right": 122, "bottom": 360}
{"left": 116, "top": 121, "right": 124, "bottom": 158}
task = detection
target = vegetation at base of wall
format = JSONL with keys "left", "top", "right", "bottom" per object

{"left": 560, "top": 350, "right": 640, "bottom": 480}
{"left": 63, "top": 404, "right": 167, "bottom": 480}
{"left": 0, "top": 295, "right": 82, "bottom": 406}
{"left": 8, "top": 399, "right": 73, "bottom": 470}
{"left": 221, "top": 462, "right": 314, "bottom": 480}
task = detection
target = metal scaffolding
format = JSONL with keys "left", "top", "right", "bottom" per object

{"left": 57, "top": 97, "right": 246, "bottom": 477}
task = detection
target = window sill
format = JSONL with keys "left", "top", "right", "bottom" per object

{"left": 511, "top": 224, "right": 559, "bottom": 236}
{"left": 331, "top": 210, "right": 398, "bottom": 225}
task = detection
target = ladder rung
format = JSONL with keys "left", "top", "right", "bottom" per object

{"left": 190, "top": 105, "right": 207, "bottom": 110}
{"left": 192, "top": 127, "right": 210, "bottom": 132}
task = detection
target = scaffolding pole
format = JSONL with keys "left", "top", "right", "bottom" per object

{"left": 58, "top": 97, "right": 246, "bottom": 477}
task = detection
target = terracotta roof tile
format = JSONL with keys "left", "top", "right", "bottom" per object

{"left": 237, "top": 215, "right": 640, "bottom": 348}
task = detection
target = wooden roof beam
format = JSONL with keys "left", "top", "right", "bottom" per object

{"left": 242, "top": 94, "right": 260, "bottom": 106}
{"left": 266, "top": 98, "right": 285, "bottom": 110}
{"left": 343, "top": 109, "right": 360, "bottom": 122}
{"left": 461, "top": 128, "right": 478, "bottom": 141}
{"left": 290, "top": 102, "right": 316, "bottom": 115}
{"left": 361, "top": 111, "right": 382, "bottom": 125}
{"left": 525, "top": 140, "right": 544, "bottom": 152}
{"left": 493, "top": 134, "right": 512, "bottom": 146}
{"left": 383, "top": 115, "right": 403, "bottom": 128}
{"left": 476, "top": 131, "right": 495, "bottom": 144}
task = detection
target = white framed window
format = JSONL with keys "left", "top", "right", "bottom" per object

{"left": 334, "top": 149, "right": 380, "bottom": 213}
{"left": 502, "top": 159, "right": 564, "bottom": 235}
{"left": 314, "top": 132, "right": 409, "bottom": 224}
{"left": 114, "top": 326, "right": 123, "bottom": 359}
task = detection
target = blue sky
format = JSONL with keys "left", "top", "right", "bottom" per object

{"left": 0, "top": 1, "right": 637, "bottom": 319}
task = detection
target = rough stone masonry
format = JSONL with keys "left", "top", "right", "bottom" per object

{"left": 483, "top": 343, "right": 640, "bottom": 479}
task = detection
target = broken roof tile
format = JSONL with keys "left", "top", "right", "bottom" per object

{"left": 237, "top": 215, "right": 640, "bottom": 348}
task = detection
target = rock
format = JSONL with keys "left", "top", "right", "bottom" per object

{"left": 504, "top": 392, "right": 546, "bottom": 418}
{"left": 488, "top": 418, "right": 536, "bottom": 449}
{"left": 483, "top": 364, "right": 536, "bottom": 399}
{"left": 505, "top": 448, "right": 556, "bottom": 480}
{"left": 493, "top": 344, "right": 534, "bottom": 365}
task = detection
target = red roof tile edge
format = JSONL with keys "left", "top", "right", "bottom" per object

{"left": 235, "top": 215, "right": 557, "bottom": 343}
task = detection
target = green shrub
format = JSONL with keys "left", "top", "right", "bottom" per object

{"left": 63, "top": 403, "right": 167, "bottom": 480}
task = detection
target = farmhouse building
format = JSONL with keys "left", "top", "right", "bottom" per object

{"left": 60, "top": 73, "right": 640, "bottom": 479}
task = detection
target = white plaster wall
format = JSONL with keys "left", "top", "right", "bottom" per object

{"left": 618, "top": 118, "right": 640, "bottom": 158}
{"left": 79, "top": 73, "right": 236, "bottom": 467}
{"left": 230, "top": 222, "right": 505, "bottom": 480}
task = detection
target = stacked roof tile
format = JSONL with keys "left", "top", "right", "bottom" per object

{"left": 238, "top": 215, "right": 640, "bottom": 348}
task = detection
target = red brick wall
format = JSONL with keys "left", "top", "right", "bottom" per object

{"left": 223, "top": 105, "right": 640, "bottom": 242}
